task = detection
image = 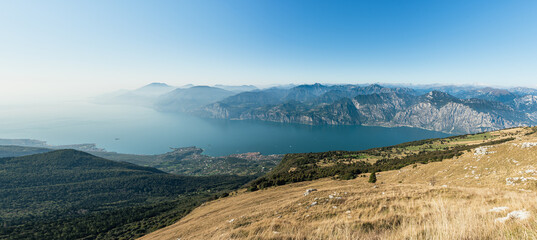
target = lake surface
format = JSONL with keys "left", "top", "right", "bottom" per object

{"left": 0, "top": 102, "right": 450, "bottom": 156}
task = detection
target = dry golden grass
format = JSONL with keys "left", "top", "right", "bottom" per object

{"left": 140, "top": 128, "right": 537, "bottom": 240}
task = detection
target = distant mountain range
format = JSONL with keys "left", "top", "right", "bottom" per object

{"left": 202, "top": 84, "right": 537, "bottom": 134}
{"left": 94, "top": 82, "right": 175, "bottom": 107}
{"left": 96, "top": 83, "right": 258, "bottom": 109}
{"left": 98, "top": 83, "right": 537, "bottom": 134}
{"left": 154, "top": 86, "right": 236, "bottom": 113}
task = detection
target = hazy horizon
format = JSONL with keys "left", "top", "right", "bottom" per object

{"left": 4, "top": 80, "right": 537, "bottom": 105}
{"left": 2, "top": 1, "right": 537, "bottom": 103}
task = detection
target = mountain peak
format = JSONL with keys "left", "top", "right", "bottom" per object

{"left": 294, "top": 83, "right": 326, "bottom": 89}
{"left": 135, "top": 82, "right": 174, "bottom": 93}
{"left": 140, "top": 82, "right": 172, "bottom": 89}
{"left": 148, "top": 82, "right": 170, "bottom": 87}
{"left": 425, "top": 90, "right": 454, "bottom": 99}
{"left": 421, "top": 91, "right": 459, "bottom": 107}
{"left": 368, "top": 83, "right": 384, "bottom": 89}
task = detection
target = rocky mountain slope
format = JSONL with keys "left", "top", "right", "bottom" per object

{"left": 140, "top": 127, "right": 537, "bottom": 240}
{"left": 96, "top": 82, "right": 537, "bottom": 134}
{"left": 203, "top": 84, "right": 536, "bottom": 134}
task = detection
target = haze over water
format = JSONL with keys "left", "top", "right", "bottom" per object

{"left": 0, "top": 102, "right": 449, "bottom": 156}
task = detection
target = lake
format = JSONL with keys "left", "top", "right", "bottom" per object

{"left": 0, "top": 102, "right": 450, "bottom": 156}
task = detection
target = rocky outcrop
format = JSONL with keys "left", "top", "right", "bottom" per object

{"left": 392, "top": 102, "right": 519, "bottom": 133}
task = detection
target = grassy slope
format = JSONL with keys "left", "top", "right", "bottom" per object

{"left": 141, "top": 127, "right": 537, "bottom": 240}
{"left": 247, "top": 128, "right": 520, "bottom": 190}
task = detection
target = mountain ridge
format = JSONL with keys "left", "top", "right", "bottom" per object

{"left": 202, "top": 84, "right": 536, "bottom": 134}
{"left": 96, "top": 82, "right": 537, "bottom": 134}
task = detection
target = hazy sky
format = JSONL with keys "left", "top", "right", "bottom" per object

{"left": 1, "top": 0, "right": 537, "bottom": 102}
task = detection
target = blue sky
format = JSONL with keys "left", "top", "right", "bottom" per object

{"left": 1, "top": 0, "right": 537, "bottom": 100}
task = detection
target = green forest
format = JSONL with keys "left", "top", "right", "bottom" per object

{"left": 0, "top": 150, "right": 254, "bottom": 239}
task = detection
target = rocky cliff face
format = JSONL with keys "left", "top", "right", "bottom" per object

{"left": 201, "top": 84, "right": 535, "bottom": 134}
{"left": 513, "top": 95, "right": 537, "bottom": 111}
{"left": 512, "top": 95, "right": 537, "bottom": 122}
{"left": 392, "top": 102, "right": 519, "bottom": 133}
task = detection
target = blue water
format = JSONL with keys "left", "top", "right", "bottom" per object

{"left": 0, "top": 102, "right": 450, "bottom": 156}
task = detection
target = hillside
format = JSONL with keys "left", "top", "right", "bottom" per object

{"left": 0, "top": 150, "right": 253, "bottom": 239}
{"left": 140, "top": 127, "right": 537, "bottom": 240}
{"left": 246, "top": 127, "right": 518, "bottom": 190}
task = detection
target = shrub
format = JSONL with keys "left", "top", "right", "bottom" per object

{"left": 369, "top": 171, "right": 377, "bottom": 183}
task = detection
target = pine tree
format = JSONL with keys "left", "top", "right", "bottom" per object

{"left": 368, "top": 171, "right": 377, "bottom": 183}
